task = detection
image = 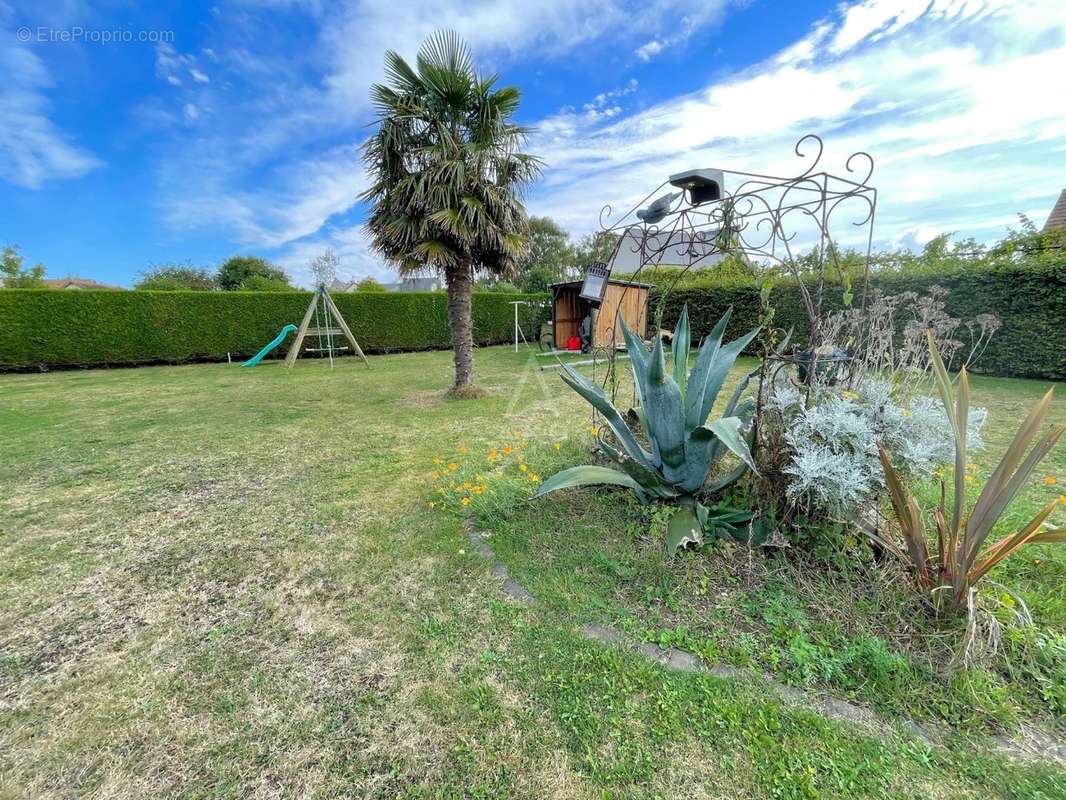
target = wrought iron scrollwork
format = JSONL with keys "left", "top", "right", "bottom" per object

{"left": 589, "top": 134, "right": 878, "bottom": 405}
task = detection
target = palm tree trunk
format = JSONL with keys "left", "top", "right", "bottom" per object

{"left": 445, "top": 263, "right": 475, "bottom": 390}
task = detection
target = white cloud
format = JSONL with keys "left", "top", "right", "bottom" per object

{"left": 0, "top": 16, "right": 101, "bottom": 188}
{"left": 155, "top": 0, "right": 1066, "bottom": 281}
{"left": 635, "top": 40, "right": 664, "bottom": 61}
{"left": 189, "top": 68, "right": 210, "bottom": 84}
{"left": 525, "top": 0, "right": 1066, "bottom": 253}
{"left": 156, "top": 0, "right": 732, "bottom": 263}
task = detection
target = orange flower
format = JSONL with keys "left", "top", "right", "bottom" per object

{"left": 502, "top": 445, "right": 512, "bottom": 455}
{"left": 1042, "top": 476, "right": 1058, "bottom": 486}
{"left": 448, "top": 462, "right": 459, "bottom": 472}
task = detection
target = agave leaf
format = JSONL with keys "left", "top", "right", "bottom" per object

{"left": 644, "top": 335, "right": 686, "bottom": 471}
{"left": 705, "top": 461, "right": 750, "bottom": 494}
{"left": 665, "top": 506, "right": 703, "bottom": 555}
{"left": 627, "top": 406, "right": 649, "bottom": 436}
{"left": 598, "top": 438, "right": 679, "bottom": 499}
{"left": 703, "top": 417, "right": 757, "bottom": 473}
{"left": 697, "top": 328, "right": 761, "bottom": 429}
{"left": 678, "top": 417, "right": 755, "bottom": 494}
{"left": 672, "top": 305, "right": 691, "bottom": 398}
{"left": 722, "top": 365, "right": 760, "bottom": 418}
{"left": 532, "top": 465, "right": 645, "bottom": 499}
{"left": 685, "top": 308, "right": 733, "bottom": 431}
{"left": 707, "top": 366, "right": 758, "bottom": 465}
{"left": 559, "top": 364, "right": 655, "bottom": 469}
{"left": 619, "top": 318, "right": 650, "bottom": 409}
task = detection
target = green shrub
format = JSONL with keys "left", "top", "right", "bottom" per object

{"left": 0, "top": 290, "right": 548, "bottom": 369}
{"left": 654, "top": 261, "right": 1066, "bottom": 379}
{"left": 216, "top": 255, "right": 291, "bottom": 290}
{"left": 135, "top": 264, "right": 217, "bottom": 291}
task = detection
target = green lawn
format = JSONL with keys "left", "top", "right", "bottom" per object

{"left": 1, "top": 347, "right": 1064, "bottom": 799}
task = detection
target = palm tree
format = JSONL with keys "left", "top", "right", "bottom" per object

{"left": 360, "top": 31, "right": 542, "bottom": 394}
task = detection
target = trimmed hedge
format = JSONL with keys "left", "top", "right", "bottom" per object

{"left": 653, "top": 262, "right": 1066, "bottom": 380}
{"left": 0, "top": 290, "right": 549, "bottom": 370}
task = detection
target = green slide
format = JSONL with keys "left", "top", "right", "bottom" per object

{"left": 241, "top": 324, "right": 298, "bottom": 367}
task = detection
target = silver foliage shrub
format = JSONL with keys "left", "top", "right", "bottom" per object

{"left": 769, "top": 378, "right": 987, "bottom": 518}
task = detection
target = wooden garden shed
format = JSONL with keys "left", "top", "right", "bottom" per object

{"left": 548, "top": 279, "right": 652, "bottom": 350}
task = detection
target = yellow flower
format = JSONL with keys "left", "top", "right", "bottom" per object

{"left": 590, "top": 425, "right": 600, "bottom": 436}
{"left": 553, "top": 442, "right": 561, "bottom": 450}
{"left": 519, "top": 463, "right": 528, "bottom": 472}
{"left": 448, "top": 462, "right": 459, "bottom": 472}
{"left": 461, "top": 497, "right": 471, "bottom": 506}
{"left": 841, "top": 390, "right": 859, "bottom": 400}
{"left": 902, "top": 408, "right": 912, "bottom": 417}
{"left": 1043, "top": 476, "right": 1058, "bottom": 486}
{"left": 530, "top": 474, "right": 541, "bottom": 484}
{"left": 474, "top": 485, "right": 484, "bottom": 495}
{"left": 457, "top": 445, "right": 469, "bottom": 454}
{"left": 462, "top": 481, "right": 472, "bottom": 490}
{"left": 432, "top": 471, "right": 441, "bottom": 480}
{"left": 964, "top": 474, "right": 974, "bottom": 483}
{"left": 1059, "top": 495, "right": 1066, "bottom": 505}
{"left": 966, "top": 463, "right": 977, "bottom": 471}
{"left": 475, "top": 474, "right": 485, "bottom": 482}
{"left": 432, "top": 456, "right": 442, "bottom": 466}
{"left": 427, "top": 501, "right": 436, "bottom": 509}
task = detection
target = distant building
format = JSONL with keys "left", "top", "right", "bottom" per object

{"left": 330, "top": 276, "right": 441, "bottom": 292}
{"left": 43, "top": 277, "right": 122, "bottom": 290}
{"left": 1043, "top": 189, "right": 1066, "bottom": 232}
{"left": 382, "top": 276, "right": 441, "bottom": 292}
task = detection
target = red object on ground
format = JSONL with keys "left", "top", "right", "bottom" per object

{"left": 567, "top": 336, "right": 581, "bottom": 351}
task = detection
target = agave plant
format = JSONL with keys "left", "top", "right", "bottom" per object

{"left": 534, "top": 305, "right": 760, "bottom": 552}
{"left": 875, "top": 333, "right": 1065, "bottom": 613}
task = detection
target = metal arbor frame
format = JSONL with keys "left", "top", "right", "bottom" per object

{"left": 591, "top": 134, "right": 878, "bottom": 401}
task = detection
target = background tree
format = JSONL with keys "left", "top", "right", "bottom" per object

{"left": 518, "top": 216, "right": 574, "bottom": 292}
{"left": 1, "top": 245, "right": 46, "bottom": 288}
{"left": 135, "top": 264, "right": 218, "bottom": 291}
{"left": 216, "top": 255, "right": 291, "bottom": 290}
{"left": 355, "top": 277, "right": 388, "bottom": 292}
{"left": 572, "top": 230, "right": 619, "bottom": 268}
{"left": 360, "top": 30, "right": 542, "bottom": 394}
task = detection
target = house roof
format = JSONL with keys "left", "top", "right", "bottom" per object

{"left": 43, "top": 277, "right": 122, "bottom": 290}
{"left": 1043, "top": 189, "right": 1066, "bottom": 232}
{"left": 549, "top": 278, "right": 653, "bottom": 290}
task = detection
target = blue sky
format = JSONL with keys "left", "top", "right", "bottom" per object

{"left": 2, "top": 0, "right": 1065, "bottom": 287}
